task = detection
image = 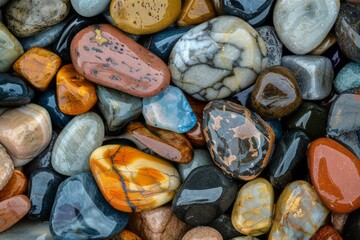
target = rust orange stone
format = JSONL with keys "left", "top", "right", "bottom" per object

{"left": 185, "top": 94, "right": 207, "bottom": 147}
{"left": 127, "top": 121, "right": 193, "bottom": 163}
{"left": 56, "top": 64, "right": 97, "bottom": 115}
{"left": 90, "top": 145, "right": 181, "bottom": 212}
{"left": 310, "top": 225, "right": 343, "bottom": 240}
{"left": 0, "top": 195, "right": 30, "bottom": 233}
{"left": 308, "top": 138, "right": 360, "bottom": 213}
{"left": 13, "top": 47, "right": 61, "bottom": 91}
{"left": 110, "top": 229, "right": 142, "bottom": 240}
{"left": 177, "top": 0, "right": 217, "bottom": 27}
{"left": 0, "top": 170, "right": 27, "bottom": 202}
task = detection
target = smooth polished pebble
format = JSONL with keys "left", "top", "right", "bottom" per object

{"left": 269, "top": 181, "right": 329, "bottom": 239}
{"left": 4, "top": 0, "right": 70, "bottom": 37}
{"left": 182, "top": 226, "right": 223, "bottom": 240}
{"left": 51, "top": 112, "right": 104, "bottom": 176}
{"left": 185, "top": 94, "right": 207, "bottom": 147}
{"left": 177, "top": 148, "right": 213, "bottom": 181}
{"left": 109, "top": 229, "right": 142, "bottom": 240}
{"left": 334, "top": 62, "right": 360, "bottom": 93}
{"left": 256, "top": 25, "right": 283, "bottom": 67}
{"left": 343, "top": 209, "right": 360, "bottom": 240}
{"left": 282, "top": 55, "right": 334, "bottom": 100}
{"left": 333, "top": 131, "right": 360, "bottom": 159}
{"left": 0, "top": 103, "right": 52, "bottom": 166}
{"left": 0, "top": 73, "right": 34, "bottom": 106}
{"left": 177, "top": 0, "right": 217, "bottom": 27}
{"left": 50, "top": 173, "right": 128, "bottom": 239}
{"left": 97, "top": 85, "right": 142, "bottom": 134}
{"left": 70, "top": 24, "right": 170, "bottom": 98}
{"left": 110, "top": 0, "right": 181, "bottom": 35}
{"left": 209, "top": 214, "right": 240, "bottom": 240}
{"left": 0, "top": 170, "right": 27, "bottom": 202}
{"left": 273, "top": 0, "right": 340, "bottom": 54}
{"left": 0, "top": 144, "right": 14, "bottom": 191}
{"left": 71, "top": 0, "right": 110, "bottom": 17}
{"left": 231, "top": 178, "right": 274, "bottom": 236}
{"left": 0, "top": 219, "right": 52, "bottom": 240}
{"left": 142, "top": 85, "right": 197, "bottom": 133}
{"left": 310, "top": 225, "right": 343, "bottom": 240}
{"left": 90, "top": 145, "right": 181, "bottom": 212}
{"left": 169, "top": 15, "right": 268, "bottom": 101}
{"left": 309, "top": 32, "right": 337, "bottom": 55}
{"left": 0, "top": 195, "right": 30, "bottom": 233}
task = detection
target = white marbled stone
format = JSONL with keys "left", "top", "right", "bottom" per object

{"left": 273, "top": 0, "right": 340, "bottom": 54}
{"left": 169, "top": 15, "right": 268, "bottom": 101}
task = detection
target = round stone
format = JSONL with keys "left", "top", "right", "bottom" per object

{"left": 71, "top": 0, "right": 110, "bottom": 17}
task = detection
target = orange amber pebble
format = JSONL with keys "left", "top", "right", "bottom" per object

{"left": 0, "top": 195, "right": 30, "bottom": 233}
{"left": 90, "top": 145, "right": 181, "bottom": 212}
{"left": 56, "top": 64, "right": 97, "bottom": 115}
{"left": 0, "top": 170, "right": 27, "bottom": 202}
{"left": 13, "top": 47, "right": 61, "bottom": 91}
{"left": 110, "top": 229, "right": 142, "bottom": 240}
{"left": 177, "top": 0, "right": 217, "bottom": 27}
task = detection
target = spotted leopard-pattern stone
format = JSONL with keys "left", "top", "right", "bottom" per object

{"left": 169, "top": 16, "right": 268, "bottom": 101}
{"left": 203, "top": 100, "right": 275, "bottom": 181}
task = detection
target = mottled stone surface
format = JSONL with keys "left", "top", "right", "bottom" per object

{"left": 177, "top": 0, "right": 217, "bottom": 27}
{"left": 0, "top": 144, "right": 14, "bottom": 191}
{"left": 0, "top": 195, "right": 30, "bottom": 233}
{"left": 269, "top": 181, "right": 329, "bottom": 239}
{"left": 334, "top": 62, "right": 360, "bottom": 93}
{"left": 203, "top": 100, "right": 275, "bottom": 180}
{"left": 169, "top": 16, "right": 267, "bottom": 101}
{"left": 51, "top": 112, "right": 104, "bottom": 176}
{"left": 0, "top": 22, "right": 23, "bottom": 72}
{"left": 0, "top": 73, "right": 34, "bottom": 106}
{"left": 282, "top": 55, "right": 334, "bottom": 100}
{"left": 232, "top": 178, "right": 274, "bottom": 236}
{"left": 177, "top": 148, "right": 213, "bottom": 181}
{"left": 71, "top": 0, "right": 110, "bottom": 17}
{"left": 273, "top": 0, "right": 340, "bottom": 54}
{"left": 331, "top": 212, "right": 348, "bottom": 233}
{"left": 182, "top": 226, "right": 223, "bottom": 240}
{"left": 310, "top": 226, "right": 343, "bottom": 240}
{"left": 256, "top": 25, "right": 283, "bottom": 67}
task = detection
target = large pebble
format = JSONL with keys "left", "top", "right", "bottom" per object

{"left": 169, "top": 16, "right": 267, "bottom": 101}
{"left": 0, "top": 195, "right": 30, "bottom": 233}
{"left": 334, "top": 62, "right": 360, "bottom": 93}
{"left": 70, "top": 24, "right": 170, "bottom": 98}
{"left": 0, "top": 73, "right": 34, "bottom": 106}
{"left": 273, "top": 0, "right": 340, "bottom": 54}
{"left": 0, "top": 22, "right": 23, "bottom": 72}
{"left": 203, "top": 100, "right": 275, "bottom": 180}
{"left": 51, "top": 112, "right": 104, "bottom": 176}
{"left": 0, "top": 143, "right": 14, "bottom": 191}
{"left": 71, "top": 0, "right": 110, "bottom": 17}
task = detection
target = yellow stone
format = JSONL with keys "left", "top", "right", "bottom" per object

{"left": 110, "top": 0, "right": 182, "bottom": 35}
{"left": 177, "top": 0, "right": 217, "bottom": 27}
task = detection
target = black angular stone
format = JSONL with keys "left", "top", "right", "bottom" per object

{"left": 102, "top": 138, "right": 137, "bottom": 148}
{"left": 209, "top": 214, "right": 242, "bottom": 239}
{"left": 0, "top": 73, "right": 34, "bottom": 106}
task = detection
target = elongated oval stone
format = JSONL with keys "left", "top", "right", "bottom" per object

{"left": 169, "top": 16, "right": 267, "bottom": 101}
{"left": 70, "top": 24, "right": 170, "bottom": 98}
{"left": 51, "top": 112, "right": 104, "bottom": 176}
{"left": 269, "top": 181, "right": 329, "bottom": 239}
{"left": 0, "top": 22, "right": 23, "bottom": 72}
{"left": 0, "top": 195, "right": 30, "bottom": 233}
{"left": 308, "top": 138, "right": 360, "bottom": 213}
{"left": 90, "top": 145, "right": 181, "bottom": 212}
{"left": 203, "top": 100, "right": 275, "bottom": 180}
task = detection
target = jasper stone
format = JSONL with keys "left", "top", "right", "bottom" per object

{"left": 169, "top": 16, "right": 268, "bottom": 101}
{"left": 71, "top": 0, "right": 110, "bottom": 17}
{"left": 110, "top": 0, "right": 181, "bottom": 35}
{"left": 182, "top": 227, "right": 223, "bottom": 240}
{"left": 97, "top": 85, "right": 142, "bottom": 134}
{"left": 0, "top": 170, "right": 27, "bottom": 202}
{"left": 0, "top": 219, "right": 52, "bottom": 239}
{"left": 334, "top": 62, "right": 360, "bottom": 93}
{"left": 0, "top": 103, "right": 52, "bottom": 166}
{"left": 203, "top": 100, "right": 275, "bottom": 180}
{"left": 50, "top": 173, "right": 128, "bottom": 239}
{"left": 172, "top": 165, "right": 238, "bottom": 226}
{"left": 177, "top": 148, "right": 213, "bottom": 181}
{"left": 256, "top": 26, "right": 283, "bottom": 67}
{"left": 177, "top": 0, "right": 217, "bottom": 27}
{"left": 282, "top": 56, "right": 334, "bottom": 100}
{"left": 0, "top": 22, "right": 23, "bottom": 72}
{"left": 90, "top": 145, "right": 181, "bottom": 212}
{"left": 142, "top": 85, "right": 197, "bottom": 133}
{"left": 310, "top": 226, "right": 342, "bottom": 240}
{"left": 0, "top": 73, "right": 34, "bottom": 106}
{"left": 335, "top": 3, "right": 360, "bottom": 63}
{"left": 0, "top": 144, "right": 14, "bottom": 191}
{"left": 0, "top": 195, "right": 30, "bottom": 233}
{"left": 231, "top": 178, "right": 274, "bottom": 236}
{"left": 56, "top": 64, "right": 97, "bottom": 115}
{"left": 343, "top": 208, "right": 360, "bottom": 240}
{"left": 71, "top": 24, "right": 170, "bottom": 98}
{"left": 13, "top": 47, "right": 62, "bottom": 91}
{"left": 269, "top": 181, "right": 329, "bottom": 239}
{"left": 127, "top": 121, "right": 193, "bottom": 163}
{"left": 51, "top": 112, "right": 104, "bottom": 176}
{"left": 308, "top": 138, "right": 360, "bottom": 213}
{"left": 269, "top": 130, "right": 310, "bottom": 189}
{"left": 273, "top": 0, "right": 340, "bottom": 54}
{"left": 250, "top": 66, "right": 302, "bottom": 119}
{"left": 4, "top": 0, "right": 70, "bottom": 37}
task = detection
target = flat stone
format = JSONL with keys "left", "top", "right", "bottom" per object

{"left": 177, "top": 0, "right": 217, "bottom": 27}
{"left": 256, "top": 25, "right": 283, "bottom": 67}
{"left": 177, "top": 148, "right": 213, "bottom": 181}
{"left": 310, "top": 226, "right": 343, "bottom": 240}
{"left": 71, "top": 0, "right": 110, "bottom": 17}
{"left": 0, "top": 219, "right": 52, "bottom": 239}
{"left": 0, "top": 22, "right": 23, "bottom": 72}
{"left": 90, "top": 145, "right": 181, "bottom": 212}
{"left": 0, "top": 73, "right": 34, "bottom": 107}
{"left": 0, "top": 195, "right": 30, "bottom": 233}
{"left": 182, "top": 227, "right": 223, "bottom": 240}
{"left": 4, "top": 0, "right": 70, "bottom": 37}
{"left": 70, "top": 24, "right": 170, "bottom": 98}
{"left": 250, "top": 66, "right": 302, "bottom": 119}
{"left": 231, "top": 178, "right": 274, "bottom": 236}
{"left": 0, "top": 170, "right": 27, "bottom": 202}
{"left": 0, "top": 104, "right": 52, "bottom": 166}
{"left": 269, "top": 181, "right": 329, "bottom": 239}
{"left": 0, "top": 144, "right": 14, "bottom": 191}
{"left": 50, "top": 173, "right": 128, "bottom": 239}
{"left": 273, "top": 0, "right": 340, "bottom": 54}
{"left": 203, "top": 100, "right": 275, "bottom": 180}
{"left": 334, "top": 62, "right": 360, "bottom": 93}
{"left": 169, "top": 16, "right": 268, "bottom": 101}
{"left": 282, "top": 55, "right": 334, "bottom": 100}
{"left": 109, "top": 0, "right": 181, "bottom": 35}
{"left": 172, "top": 165, "right": 238, "bottom": 226}
{"left": 308, "top": 138, "right": 360, "bottom": 213}
{"left": 51, "top": 112, "right": 104, "bottom": 176}
{"left": 343, "top": 208, "right": 360, "bottom": 240}
{"left": 142, "top": 85, "right": 197, "bottom": 133}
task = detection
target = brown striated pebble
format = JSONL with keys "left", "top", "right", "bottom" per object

{"left": 0, "top": 169, "right": 28, "bottom": 202}
{"left": 0, "top": 195, "right": 30, "bottom": 233}
{"left": 0, "top": 144, "right": 14, "bottom": 191}
{"left": 331, "top": 212, "right": 348, "bottom": 233}
{"left": 182, "top": 226, "right": 223, "bottom": 240}
{"left": 128, "top": 204, "right": 191, "bottom": 240}
{"left": 310, "top": 225, "right": 343, "bottom": 240}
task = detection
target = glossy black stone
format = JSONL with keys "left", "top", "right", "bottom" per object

{"left": 102, "top": 138, "right": 137, "bottom": 148}
{"left": 0, "top": 73, "right": 34, "bottom": 106}
{"left": 269, "top": 130, "right": 310, "bottom": 189}
{"left": 343, "top": 208, "right": 360, "bottom": 240}
{"left": 50, "top": 172, "right": 128, "bottom": 239}
{"left": 209, "top": 214, "right": 242, "bottom": 239}
{"left": 28, "top": 168, "right": 67, "bottom": 221}
{"left": 172, "top": 165, "right": 238, "bottom": 226}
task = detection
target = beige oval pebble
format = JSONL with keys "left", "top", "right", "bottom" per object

{"left": 0, "top": 144, "right": 14, "bottom": 190}
{"left": 182, "top": 226, "right": 223, "bottom": 240}
{"left": 0, "top": 103, "right": 52, "bottom": 166}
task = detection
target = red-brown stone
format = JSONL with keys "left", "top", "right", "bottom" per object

{"left": 0, "top": 195, "right": 30, "bottom": 233}
{"left": 310, "top": 225, "right": 343, "bottom": 240}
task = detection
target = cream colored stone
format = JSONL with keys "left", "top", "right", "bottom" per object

{"left": 0, "top": 144, "right": 14, "bottom": 190}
